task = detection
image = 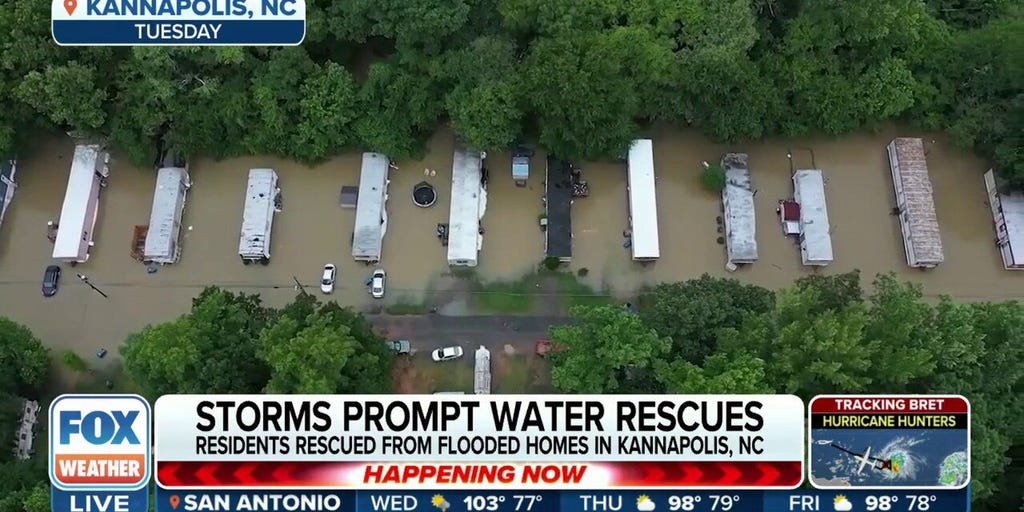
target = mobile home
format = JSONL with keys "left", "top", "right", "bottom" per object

{"left": 544, "top": 157, "right": 573, "bottom": 262}
{"left": 792, "top": 170, "right": 833, "bottom": 266}
{"left": 984, "top": 170, "right": 1024, "bottom": 270}
{"left": 722, "top": 153, "right": 758, "bottom": 266}
{"left": 142, "top": 166, "right": 191, "bottom": 264}
{"left": 447, "top": 148, "right": 486, "bottom": 267}
{"left": 0, "top": 159, "right": 15, "bottom": 234}
{"left": 238, "top": 168, "right": 280, "bottom": 265}
{"left": 626, "top": 139, "right": 660, "bottom": 261}
{"left": 352, "top": 152, "right": 390, "bottom": 263}
{"left": 52, "top": 144, "right": 110, "bottom": 263}
{"left": 887, "top": 138, "right": 943, "bottom": 268}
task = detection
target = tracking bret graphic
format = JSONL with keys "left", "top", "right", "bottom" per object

{"left": 49, "top": 394, "right": 152, "bottom": 491}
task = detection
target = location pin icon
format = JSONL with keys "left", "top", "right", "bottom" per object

{"left": 169, "top": 496, "right": 181, "bottom": 510}
{"left": 64, "top": 0, "right": 77, "bottom": 15}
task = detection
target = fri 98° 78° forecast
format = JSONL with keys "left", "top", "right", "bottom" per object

{"left": 50, "top": 0, "right": 306, "bottom": 46}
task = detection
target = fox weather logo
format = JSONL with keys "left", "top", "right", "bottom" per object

{"left": 51, "top": 0, "right": 305, "bottom": 46}
{"left": 49, "top": 394, "right": 151, "bottom": 491}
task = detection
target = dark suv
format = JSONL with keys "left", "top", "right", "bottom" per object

{"left": 42, "top": 265, "right": 60, "bottom": 297}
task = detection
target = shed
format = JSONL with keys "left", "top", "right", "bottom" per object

{"left": 887, "top": 138, "right": 943, "bottom": 268}
{"left": 721, "top": 153, "right": 758, "bottom": 265}
{"left": 984, "top": 169, "right": 1024, "bottom": 270}
{"left": 793, "top": 170, "right": 833, "bottom": 266}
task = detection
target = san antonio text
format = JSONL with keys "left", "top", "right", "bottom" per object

{"left": 196, "top": 434, "right": 765, "bottom": 458}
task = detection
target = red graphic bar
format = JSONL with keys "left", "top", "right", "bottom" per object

{"left": 810, "top": 395, "right": 969, "bottom": 414}
{"left": 157, "top": 461, "right": 802, "bottom": 488}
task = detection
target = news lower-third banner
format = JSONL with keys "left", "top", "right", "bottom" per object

{"left": 154, "top": 394, "right": 807, "bottom": 489}
{"left": 51, "top": 0, "right": 306, "bottom": 46}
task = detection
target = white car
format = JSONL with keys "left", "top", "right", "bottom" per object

{"left": 370, "top": 269, "right": 386, "bottom": 299}
{"left": 320, "top": 264, "right": 336, "bottom": 294}
{"left": 431, "top": 346, "right": 464, "bottom": 362}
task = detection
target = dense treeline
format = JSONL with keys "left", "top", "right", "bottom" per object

{"left": 549, "top": 272, "right": 1024, "bottom": 511}
{"left": 0, "top": 318, "right": 51, "bottom": 512}
{"left": 0, "top": 1, "right": 1020, "bottom": 185}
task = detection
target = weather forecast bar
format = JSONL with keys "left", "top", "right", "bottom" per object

{"left": 151, "top": 488, "right": 971, "bottom": 512}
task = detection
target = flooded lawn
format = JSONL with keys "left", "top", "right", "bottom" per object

{"left": 0, "top": 126, "right": 1021, "bottom": 354}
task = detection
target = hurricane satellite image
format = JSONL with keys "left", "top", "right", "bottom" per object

{"left": 809, "top": 429, "right": 969, "bottom": 488}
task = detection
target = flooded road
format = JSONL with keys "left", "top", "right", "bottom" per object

{"left": 0, "top": 126, "right": 1020, "bottom": 354}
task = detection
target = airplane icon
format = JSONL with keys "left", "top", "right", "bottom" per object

{"left": 830, "top": 443, "right": 895, "bottom": 474}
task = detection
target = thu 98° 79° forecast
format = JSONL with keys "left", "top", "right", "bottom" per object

{"left": 51, "top": 0, "right": 306, "bottom": 46}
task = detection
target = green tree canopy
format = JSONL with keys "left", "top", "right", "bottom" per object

{"left": 120, "top": 287, "right": 272, "bottom": 396}
{"left": 548, "top": 305, "right": 670, "bottom": 393}
{"left": 638, "top": 274, "right": 775, "bottom": 364}
{"left": 258, "top": 295, "right": 392, "bottom": 394}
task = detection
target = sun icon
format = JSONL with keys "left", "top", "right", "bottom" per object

{"left": 834, "top": 495, "right": 847, "bottom": 504}
{"left": 637, "top": 495, "right": 650, "bottom": 504}
{"left": 431, "top": 495, "right": 448, "bottom": 509}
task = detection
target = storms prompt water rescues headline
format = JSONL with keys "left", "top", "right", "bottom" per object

{"left": 154, "top": 395, "right": 805, "bottom": 462}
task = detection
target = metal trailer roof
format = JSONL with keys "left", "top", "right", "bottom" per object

{"left": 143, "top": 167, "right": 190, "bottom": 263}
{"left": 793, "top": 170, "right": 833, "bottom": 265}
{"left": 238, "top": 168, "right": 278, "bottom": 258}
{"left": 474, "top": 346, "right": 491, "bottom": 395}
{"left": 512, "top": 156, "right": 529, "bottom": 180}
{"left": 722, "top": 153, "right": 758, "bottom": 263}
{"left": 985, "top": 170, "right": 1024, "bottom": 269}
{"left": 627, "top": 139, "right": 660, "bottom": 259}
{"left": 545, "top": 156, "right": 573, "bottom": 260}
{"left": 447, "top": 148, "right": 485, "bottom": 266}
{"left": 0, "top": 159, "right": 15, "bottom": 231}
{"left": 53, "top": 145, "right": 108, "bottom": 261}
{"left": 352, "top": 152, "right": 390, "bottom": 261}
{"left": 887, "top": 138, "right": 943, "bottom": 267}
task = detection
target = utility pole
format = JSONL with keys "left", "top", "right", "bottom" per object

{"left": 76, "top": 273, "right": 108, "bottom": 299}
{"left": 292, "top": 276, "right": 309, "bottom": 296}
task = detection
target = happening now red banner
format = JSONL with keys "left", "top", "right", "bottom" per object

{"left": 156, "top": 461, "right": 803, "bottom": 488}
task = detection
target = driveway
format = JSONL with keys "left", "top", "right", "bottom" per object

{"left": 370, "top": 314, "right": 570, "bottom": 354}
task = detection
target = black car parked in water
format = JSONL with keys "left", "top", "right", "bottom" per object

{"left": 42, "top": 265, "right": 60, "bottom": 297}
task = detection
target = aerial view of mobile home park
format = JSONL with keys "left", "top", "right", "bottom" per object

{"left": 1, "top": 2, "right": 1023, "bottom": 509}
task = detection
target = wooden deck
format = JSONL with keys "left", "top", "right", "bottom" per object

{"left": 131, "top": 225, "right": 148, "bottom": 262}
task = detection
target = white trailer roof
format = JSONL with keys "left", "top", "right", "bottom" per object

{"left": 238, "top": 168, "right": 277, "bottom": 257}
{"left": 985, "top": 170, "right": 1024, "bottom": 269}
{"left": 447, "top": 148, "right": 484, "bottom": 265}
{"left": 144, "top": 167, "right": 189, "bottom": 261}
{"left": 722, "top": 153, "right": 758, "bottom": 263}
{"left": 627, "top": 139, "right": 660, "bottom": 259}
{"left": 352, "top": 153, "right": 389, "bottom": 260}
{"left": 888, "top": 138, "right": 943, "bottom": 266}
{"left": 0, "top": 160, "right": 15, "bottom": 230}
{"left": 793, "top": 170, "right": 833, "bottom": 264}
{"left": 54, "top": 145, "right": 106, "bottom": 260}
{"left": 474, "top": 346, "right": 491, "bottom": 395}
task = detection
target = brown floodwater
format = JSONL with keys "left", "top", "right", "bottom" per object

{"left": 0, "top": 126, "right": 1020, "bottom": 354}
